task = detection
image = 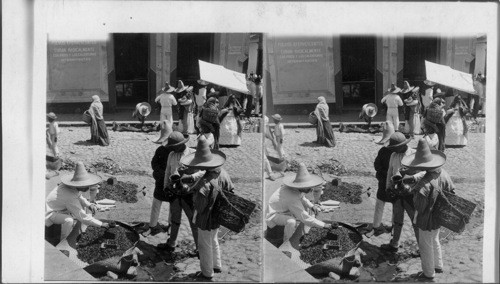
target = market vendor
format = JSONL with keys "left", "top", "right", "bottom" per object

{"left": 132, "top": 102, "right": 152, "bottom": 128}
{"left": 45, "top": 162, "right": 111, "bottom": 245}
{"left": 266, "top": 163, "right": 335, "bottom": 244}
{"left": 358, "top": 103, "right": 378, "bottom": 128}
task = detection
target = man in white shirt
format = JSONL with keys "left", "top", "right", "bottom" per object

{"left": 266, "top": 163, "right": 335, "bottom": 243}
{"left": 381, "top": 84, "right": 403, "bottom": 131}
{"left": 45, "top": 162, "right": 111, "bottom": 245}
{"left": 155, "top": 83, "right": 178, "bottom": 123}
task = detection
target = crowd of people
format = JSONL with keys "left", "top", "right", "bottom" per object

{"left": 44, "top": 74, "right": 265, "bottom": 280}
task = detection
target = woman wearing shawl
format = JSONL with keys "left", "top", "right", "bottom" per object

{"left": 198, "top": 97, "right": 221, "bottom": 149}
{"left": 313, "top": 96, "right": 336, "bottom": 147}
{"left": 87, "top": 95, "right": 110, "bottom": 146}
{"left": 218, "top": 94, "right": 243, "bottom": 147}
{"left": 444, "top": 95, "right": 469, "bottom": 147}
{"left": 178, "top": 87, "right": 196, "bottom": 134}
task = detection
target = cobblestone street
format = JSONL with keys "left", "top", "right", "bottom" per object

{"left": 46, "top": 126, "right": 262, "bottom": 282}
{"left": 264, "top": 127, "right": 485, "bottom": 282}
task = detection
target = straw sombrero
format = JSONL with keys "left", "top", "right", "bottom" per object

{"left": 154, "top": 120, "right": 173, "bottom": 144}
{"left": 163, "top": 131, "right": 189, "bottom": 147}
{"left": 375, "top": 120, "right": 395, "bottom": 145}
{"left": 401, "top": 81, "right": 415, "bottom": 94}
{"left": 176, "top": 80, "right": 189, "bottom": 93}
{"left": 135, "top": 102, "right": 151, "bottom": 117}
{"left": 385, "top": 132, "right": 411, "bottom": 149}
{"left": 162, "top": 83, "right": 176, "bottom": 93}
{"left": 60, "top": 162, "right": 101, "bottom": 188}
{"left": 47, "top": 112, "right": 57, "bottom": 120}
{"left": 283, "top": 163, "right": 324, "bottom": 190}
{"left": 387, "top": 83, "right": 402, "bottom": 94}
{"left": 424, "top": 80, "right": 436, "bottom": 86}
{"left": 362, "top": 103, "right": 378, "bottom": 118}
{"left": 197, "top": 79, "right": 209, "bottom": 86}
{"left": 401, "top": 138, "right": 446, "bottom": 170}
{"left": 180, "top": 135, "right": 226, "bottom": 169}
{"left": 271, "top": 114, "right": 282, "bottom": 121}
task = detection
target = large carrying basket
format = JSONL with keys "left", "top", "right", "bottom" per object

{"left": 82, "top": 110, "right": 92, "bottom": 124}
{"left": 308, "top": 111, "right": 318, "bottom": 125}
{"left": 217, "top": 190, "right": 256, "bottom": 233}
{"left": 436, "top": 190, "right": 476, "bottom": 234}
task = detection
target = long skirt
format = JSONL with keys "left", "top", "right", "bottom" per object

{"left": 408, "top": 112, "right": 421, "bottom": 135}
{"left": 91, "top": 119, "right": 110, "bottom": 146}
{"left": 445, "top": 112, "right": 467, "bottom": 146}
{"left": 178, "top": 111, "right": 195, "bottom": 134}
{"left": 219, "top": 111, "right": 242, "bottom": 146}
{"left": 316, "top": 119, "right": 336, "bottom": 147}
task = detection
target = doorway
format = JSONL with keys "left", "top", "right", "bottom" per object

{"left": 176, "top": 33, "right": 213, "bottom": 87}
{"left": 113, "top": 33, "right": 150, "bottom": 108}
{"left": 403, "top": 37, "right": 439, "bottom": 87}
{"left": 341, "top": 36, "right": 376, "bottom": 107}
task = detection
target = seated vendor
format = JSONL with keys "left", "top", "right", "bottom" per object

{"left": 132, "top": 102, "right": 152, "bottom": 127}
{"left": 358, "top": 103, "right": 378, "bottom": 128}
{"left": 45, "top": 162, "right": 110, "bottom": 245}
{"left": 266, "top": 163, "right": 334, "bottom": 244}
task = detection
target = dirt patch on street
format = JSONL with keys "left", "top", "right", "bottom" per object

{"left": 97, "top": 181, "right": 139, "bottom": 203}
{"left": 60, "top": 157, "right": 148, "bottom": 176}
{"left": 320, "top": 182, "right": 363, "bottom": 204}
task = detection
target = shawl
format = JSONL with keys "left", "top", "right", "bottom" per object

{"left": 89, "top": 95, "right": 104, "bottom": 120}
{"left": 314, "top": 96, "right": 329, "bottom": 121}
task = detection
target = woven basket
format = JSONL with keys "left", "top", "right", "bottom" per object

{"left": 82, "top": 110, "right": 92, "bottom": 124}
{"left": 217, "top": 190, "right": 256, "bottom": 233}
{"left": 435, "top": 191, "right": 476, "bottom": 233}
{"left": 202, "top": 107, "right": 219, "bottom": 123}
{"left": 309, "top": 112, "right": 318, "bottom": 125}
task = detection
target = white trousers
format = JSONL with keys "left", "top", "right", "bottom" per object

{"left": 47, "top": 212, "right": 76, "bottom": 242}
{"left": 160, "top": 109, "right": 173, "bottom": 125}
{"left": 386, "top": 108, "right": 400, "bottom": 131}
{"left": 269, "top": 213, "right": 298, "bottom": 242}
{"left": 149, "top": 198, "right": 170, "bottom": 227}
{"left": 264, "top": 156, "right": 273, "bottom": 175}
{"left": 198, "top": 228, "right": 222, "bottom": 278}
{"left": 373, "top": 198, "right": 386, "bottom": 228}
{"left": 418, "top": 228, "right": 443, "bottom": 278}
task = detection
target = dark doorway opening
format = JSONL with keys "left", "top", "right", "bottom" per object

{"left": 176, "top": 33, "right": 213, "bottom": 87}
{"left": 114, "top": 33, "right": 149, "bottom": 108}
{"left": 341, "top": 36, "right": 376, "bottom": 107}
{"left": 403, "top": 36, "right": 439, "bottom": 87}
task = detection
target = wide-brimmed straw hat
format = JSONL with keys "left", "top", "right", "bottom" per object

{"left": 154, "top": 120, "right": 173, "bottom": 144}
{"left": 197, "top": 79, "right": 209, "bottom": 86}
{"left": 136, "top": 102, "right": 151, "bottom": 117}
{"left": 375, "top": 120, "right": 395, "bottom": 145}
{"left": 60, "top": 162, "right": 101, "bottom": 188}
{"left": 271, "top": 114, "right": 282, "bottom": 121}
{"left": 433, "top": 88, "right": 446, "bottom": 99}
{"left": 162, "top": 83, "right": 176, "bottom": 93}
{"left": 176, "top": 80, "right": 189, "bottom": 93}
{"left": 402, "top": 138, "right": 446, "bottom": 170}
{"left": 283, "top": 163, "right": 324, "bottom": 190}
{"left": 424, "top": 80, "right": 436, "bottom": 86}
{"left": 386, "top": 132, "right": 411, "bottom": 149}
{"left": 362, "top": 103, "right": 378, "bottom": 118}
{"left": 387, "top": 83, "right": 402, "bottom": 94}
{"left": 163, "top": 131, "right": 189, "bottom": 147}
{"left": 401, "top": 81, "right": 415, "bottom": 94}
{"left": 47, "top": 112, "right": 57, "bottom": 120}
{"left": 180, "top": 135, "right": 226, "bottom": 169}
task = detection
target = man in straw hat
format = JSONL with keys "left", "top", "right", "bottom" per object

{"left": 179, "top": 135, "right": 234, "bottom": 280}
{"left": 381, "top": 83, "right": 403, "bottom": 132}
{"left": 156, "top": 132, "right": 205, "bottom": 253}
{"left": 379, "top": 133, "right": 419, "bottom": 253}
{"left": 132, "top": 102, "right": 152, "bottom": 128}
{"left": 358, "top": 103, "right": 378, "bottom": 128}
{"left": 45, "top": 162, "right": 111, "bottom": 245}
{"left": 399, "top": 138, "right": 455, "bottom": 280}
{"left": 266, "top": 163, "right": 336, "bottom": 244}
{"left": 155, "top": 82, "right": 178, "bottom": 124}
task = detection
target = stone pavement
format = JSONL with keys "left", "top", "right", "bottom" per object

{"left": 264, "top": 128, "right": 485, "bottom": 282}
{"left": 46, "top": 126, "right": 262, "bottom": 282}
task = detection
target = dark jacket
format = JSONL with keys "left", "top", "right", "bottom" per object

{"left": 151, "top": 146, "right": 174, "bottom": 199}
{"left": 193, "top": 168, "right": 234, "bottom": 230}
{"left": 374, "top": 147, "right": 397, "bottom": 202}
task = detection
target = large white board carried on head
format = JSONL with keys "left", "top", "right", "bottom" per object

{"left": 199, "top": 60, "right": 250, "bottom": 94}
{"left": 425, "top": 60, "right": 476, "bottom": 94}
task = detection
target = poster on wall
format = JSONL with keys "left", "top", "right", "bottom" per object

{"left": 269, "top": 36, "right": 336, "bottom": 105}
{"left": 47, "top": 40, "right": 109, "bottom": 103}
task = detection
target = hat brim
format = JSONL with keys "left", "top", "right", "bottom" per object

{"left": 386, "top": 138, "right": 411, "bottom": 149}
{"left": 282, "top": 174, "right": 324, "bottom": 189}
{"left": 271, "top": 115, "right": 282, "bottom": 121}
{"left": 176, "top": 86, "right": 189, "bottom": 93}
{"left": 60, "top": 173, "right": 101, "bottom": 188}
{"left": 364, "top": 103, "right": 378, "bottom": 117}
{"left": 401, "top": 86, "right": 415, "bottom": 94}
{"left": 424, "top": 80, "right": 436, "bottom": 86}
{"left": 47, "top": 114, "right": 57, "bottom": 119}
{"left": 180, "top": 150, "right": 226, "bottom": 169}
{"left": 388, "top": 87, "right": 402, "bottom": 94}
{"left": 138, "top": 103, "right": 152, "bottom": 116}
{"left": 375, "top": 136, "right": 391, "bottom": 145}
{"left": 164, "top": 136, "right": 190, "bottom": 148}
{"left": 197, "top": 80, "right": 209, "bottom": 86}
{"left": 401, "top": 150, "right": 446, "bottom": 170}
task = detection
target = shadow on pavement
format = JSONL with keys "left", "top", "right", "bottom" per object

{"left": 298, "top": 142, "right": 325, "bottom": 148}
{"left": 73, "top": 140, "right": 93, "bottom": 146}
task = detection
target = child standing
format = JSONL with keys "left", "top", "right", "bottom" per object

{"left": 271, "top": 114, "right": 286, "bottom": 159}
{"left": 46, "top": 112, "right": 60, "bottom": 157}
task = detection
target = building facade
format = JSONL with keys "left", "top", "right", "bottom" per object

{"left": 47, "top": 33, "right": 262, "bottom": 112}
{"left": 264, "top": 34, "right": 487, "bottom": 115}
